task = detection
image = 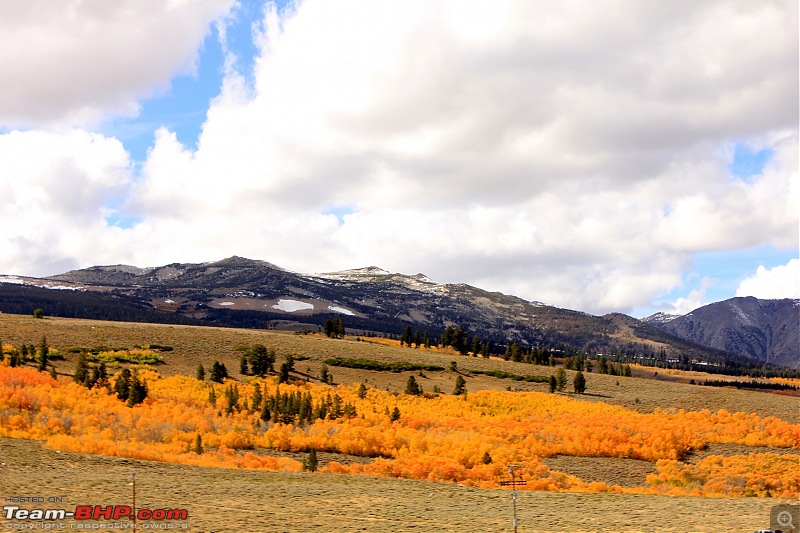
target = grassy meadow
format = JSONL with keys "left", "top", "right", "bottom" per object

{"left": 0, "top": 313, "right": 798, "bottom": 532}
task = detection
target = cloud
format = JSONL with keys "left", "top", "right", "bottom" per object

{"left": 2, "top": 0, "right": 798, "bottom": 317}
{"left": 0, "top": 0, "right": 234, "bottom": 128}
{"left": 736, "top": 259, "right": 800, "bottom": 299}
{"left": 0, "top": 129, "right": 132, "bottom": 275}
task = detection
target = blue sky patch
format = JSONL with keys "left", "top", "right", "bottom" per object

{"left": 729, "top": 142, "right": 772, "bottom": 180}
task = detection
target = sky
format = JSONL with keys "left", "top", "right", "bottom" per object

{"left": 0, "top": 0, "right": 798, "bottom": 318}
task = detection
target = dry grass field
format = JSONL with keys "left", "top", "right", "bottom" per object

{"left": 1, "top": 313, "right": 798, "bottom": 532}
{"left": 1, "top": 438, "right": 791, "bottom": 533}
{"left": 1, "top": 314, "right": 796, "bottom": 422}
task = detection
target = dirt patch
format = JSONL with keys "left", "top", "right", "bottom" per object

{"left": 542, "top": 455, "right": 655, "bottom": 488}
{"left": 685, "top": 442, "right": 800, "bottom": 463}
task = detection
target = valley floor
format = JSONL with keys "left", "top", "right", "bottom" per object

{"left": 0, "top": 438, "right": 791, "bottom": 533}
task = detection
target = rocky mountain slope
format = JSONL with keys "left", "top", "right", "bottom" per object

{"left": 643, "top": 297, "right": 799, "bottom": 369}
{"left": 1, "top": 257, "right": 795, "bottom": 368}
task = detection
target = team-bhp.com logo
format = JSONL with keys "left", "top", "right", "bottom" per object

{"left": 4, "top": 504, "right": 188, "bottom": 528}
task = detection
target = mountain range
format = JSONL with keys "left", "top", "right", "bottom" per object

{"left": 0, "top": 256, "right": 797, "bottom": 369}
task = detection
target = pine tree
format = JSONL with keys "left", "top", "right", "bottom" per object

{"left": 482, "top": 451, "right": 493, "bottom": 464}
{"left": 598, "top": 356, "right": 608, "bottom": 374}
{"left": 405, "top": 375, "right": 422, "bottom": 396}
{"left": 356, "top": 382, "right": 368, "bottom": 399}
{"left": 549, "top": 375, "right": 557, "bottom": 393}
{"left": 252, "top": 385, "right": 263, "bottom": 412}
{"left": 390, "top": 406, "right": 401, "bottom": 422}
{"left": 333, "top": 318, "right": 345, "bottom": 338}
{"left": 127, "top": 375, "right": 147, "bottom": 406}
{"left": 115, "top": 368, "right": 132, "bottom": 401}
{"left": 400, "top": 326, "right": 413, "bottom": 347}
{"left": 573, "top": 371, "right": 586, "bottom": 394}
{"left": 210, "top": 361, "right": 228, "bottom": 383}
{"left": 196, "top": 364, "right": 205, "bottom": 381}
{"left": 319, "top": 364, "right": 331, "bottom": 384}
{"left": 250, "top": 344, "right": 274, "bottom": 376}
{"left": 278, "top": 363, "right": 290, "bottom": 384}
{"left": 303, "top": 448, "right": 318, "bottom": 472}
{"left": 556, "top": 368, "right": 567, "bottom": 392}
{"left": 37, "top": 335, "right": 48, "bottom": 371}
{"left": 453, "top": 375, "right": 467, "bottom": 395}
{"left": 239, "top": 354, "right": 249, "bottom": 375}
{"left": 74, "top": 352, "right": 89, "bottom": 384}
{"left": 194, "top": 434, "right": 204, "bottom": 455}
{"left": 208, "top": 387, "right": 217, "bottom": 406}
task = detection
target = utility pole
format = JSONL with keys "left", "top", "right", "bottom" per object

{"left": 499, "top": 465, "right": 526, "bottom": 533}
{"left": 131, "top": 469, "right": 136, "bottom": 530}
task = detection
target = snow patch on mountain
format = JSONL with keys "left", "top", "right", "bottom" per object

{"left": 328, "top": 305, "right": 355, "bottom": 316}
{"left": 272, "top": 299, "right": 314, "bottom": 312}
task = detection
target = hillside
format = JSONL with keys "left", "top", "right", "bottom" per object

{"left": 644, "top": 297, "right": 800, "bottom": 368}
{"left": 0, "top": 257, "right": 764, "bottom": 369}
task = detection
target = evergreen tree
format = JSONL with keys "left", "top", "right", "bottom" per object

{"left": 390, "top": 406, "right": 401, "bottom": 421}
{"left": 33, "top": 308, "right": 44, "bottom": 319}
{"left": 453, "top": 375, "right": 467, "bottom": 396}
{"left": 303, "top": 448, "right": 318, "bottom": 472}
{"left": 208, "top": 387, "right": 217, "bottom": 406}
{"left": 239, "top": 354, "right": 249, "bottom": 375}
{"left": 319, "top": 364, "right": 331, "bottom": 384}
{"left": 556, "top": 368, "right": 567, "bottom": 392}
{"left": 278, "top": 362, "right": 290, "bottom": 384}
{"left": 471, "top": 336, "right": 482, "bottom": 356}
{"left": 333, "top": 318, "right": 345, "bottom": 338}
{"left": 510, "top": 342, "right": 522, "bottom": 362}
{"left": 573, "top": 371, "right": 586, "bottom": 394}
{"left": 356, "top": 382, "right": 368, "bottom": 399}
{"left": 74, "top": 352, "right": 89, "bottom": 384}
{"left": 249, "top": 344, "right": 274, "bottom": 376}
{"left": 126, "top": 375, "right": 147, "bottom": 406}
{"left": 194, "top": 434, "right": 204, "bottom": 454}
{"left": 405, "top": 375, "right": 422, "bottom": 396}
{"left": 114, "top": 368, "right": 132, "bottom": 401}
{"left": 324, "top": 319, "right": 334, "bottom": 338}
{"left": 598, "top": 356, "right": 608, "bottom": 374}
{"left": 482, "top": 451, "right": 493, "bottom": 464}
{"left": 49, "top": 365, "right": 57, "bottom": 379}
{"left": 20, "top": 344, "right": 28, "bottom": 363}
{"left": 196, "top": 364, "right": 205, "bottom": 381}
{"left": 549, "top": 375, "right": 557, "bottom": 393}
{"left": 423, "top": 331, "right": 431, "bottom": 349}
{"left": 37, "top": 335, "right": 48, "bottom": 371}
{"left": 260, "top": 395, "right": 271, "bottom": 421}
{"left": 252, "top": 385, "right": 263, "bottom": 412}
{"left": 400, "top": 326, "right": 413, "bottom": 347}
{"left": 210, "top": 360, "right": 228, "bottom": 383}
{"left": 623, "top": 364, "right": 632, "bottom": 377}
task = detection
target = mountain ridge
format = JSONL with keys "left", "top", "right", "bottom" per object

{"left": 1, "top": 256, "right": 797, "bottom": 369}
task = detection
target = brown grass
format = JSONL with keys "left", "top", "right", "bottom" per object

{"left": 1, "top": 438, "right": 791, "bottom": 533}
{"left": 1, "top": 313, "right": 797, "bottom": 423}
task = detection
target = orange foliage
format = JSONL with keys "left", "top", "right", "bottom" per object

{"left": 0, "top": 366, "right": 797, "bottom": 497}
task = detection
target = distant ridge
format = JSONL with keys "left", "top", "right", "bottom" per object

{"left": 1, "top": 256, "right": 797, "bottom": 369}
{"left": 642, "top": 297, "right": 799, "bottom": 368}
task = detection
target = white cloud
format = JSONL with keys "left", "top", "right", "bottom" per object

{"left": 1, "top": 0, "right": 798, "bottom": 317}
{"left": 0, "top": 0, "right": 234, "bottom": 128}
{"left": 0, "top": 129, "right": 133, "bottom": 275}
{"left": 736, "top": 259, "right": 800, "bottom": 299}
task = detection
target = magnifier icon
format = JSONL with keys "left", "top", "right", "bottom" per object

{"left": 777, "top": 510, "right": 794, "bottom": 530}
